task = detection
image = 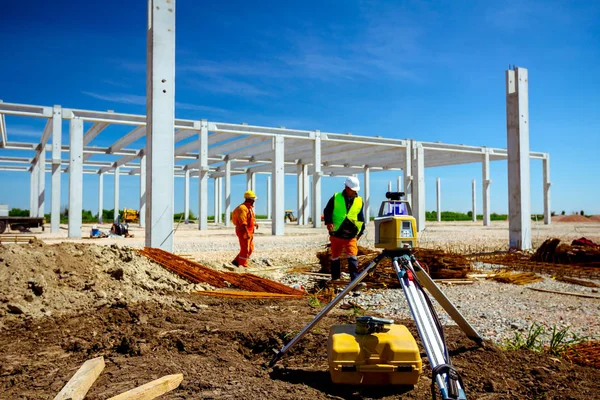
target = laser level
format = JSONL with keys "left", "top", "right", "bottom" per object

{"left": 374, "top": 191, "right": 417, "bottom": 249}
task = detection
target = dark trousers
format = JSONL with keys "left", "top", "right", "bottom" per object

{"left": 331, "top": 257, "right": 359, "bottom": 281}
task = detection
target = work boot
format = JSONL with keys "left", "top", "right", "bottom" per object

{"left": 348, "top": 257, "right": 359, "bottom": 281}
{"left": 231, "top": 259, "right": 239, "bottom": 267}
{"left": 330, "top": 259, "right": 341, "bottom": 281}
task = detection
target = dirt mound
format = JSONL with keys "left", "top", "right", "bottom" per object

{"left": 0, "top": 242, "right": 210, "bottom": 322}
{"left": 589, "top": 215, "right": 600, "bottom": 222}
{"left": 555, "top": 214, "right": 592, "bottom": 222}
{"left": 1, "top": 299, "right": 599, "bottom": 399}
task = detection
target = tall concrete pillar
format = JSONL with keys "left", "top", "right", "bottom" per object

{"left": 506, "top": 67, "right": 531, "bottom": 250}
{"left": 146, "top": 0, "right": 176, "bottom": 251}
{"left": 312, "top": 130, "right": 322, "bottom": 228}
{"left": 98, "top": 172, "right": 104, "bottom": 223}
{"left": 139, "top": 153, "right": 146, "bottom": 228}
{"left": 482, "top": 151, "right": 491, "bottom": 226}
{"left": 37, "top": 153, "right": 45, "bottom": 218}
{"left": 68, "top": 118, "right": 83, "bottom": 238}
{"left": 436, "top": 178, "right": 441, "bottom": 222}
{"left": 411, "top": 142, "right": 425, "bottom": 232}
{"left": 198, "top": 119, "right": 208, "bottom": 230}
{"left": 216, "top": 177, "right": 222, "bottom": 223}
{"left": 184, "top": 168, "right": 190, "bottom": 224}
{"left": 266, "top": 176, "right": 272, "bottom": 220}
{"left": 404, "top": 143, "right": 412, "bottom": 207}
{"left": 224, "top": 157, "right": 231, "bottom": 227}
{"left": 114, "top": 166, "right": 120, "bottom": 224}
{"left": 397, "top": 176, "right": 402, "bottom": 192}
{"left": 302, "top": 164, "right": 310, "bottom": 225}
{"left": 51, "top": 105, "right": 62, "bottom": 233}
{"left": 363, "top": 167, "right": 371, "bottom": 220}
{"left": 213, "top": 177, "right": 219, "bottom": 224}
{"left": 296, "top": 162, "right": 303, "bottom": 225}
{"left": 472, "top": 179, "right": 477, "bottom": 222}
{"left": 272, "top": 135, "right": 285, "bottom": 235}
{"left": 543, "top": 155, "right": 551, "bottom": 225}
{"left": 246, "top": 171, "right": 253, "bottom": 191}
{"left": 30, "top": 161, "right": 39, "bottom": 217}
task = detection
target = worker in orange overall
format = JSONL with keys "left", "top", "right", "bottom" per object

{"left": 323, "top": 176, "right": 366, "bottom": 285}
{"left": 231, "top": 190, "right": 259, "bottom": 267}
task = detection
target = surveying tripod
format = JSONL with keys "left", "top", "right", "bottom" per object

{"left": 269, "top": 248, "right": 484, "bottom": 400}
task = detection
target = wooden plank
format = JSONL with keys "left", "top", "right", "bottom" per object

{"left": 107, "top": 373, "right": 183, "bottom": 400}
{"left": 54, "top": 356, "right": 105, "bottom": 400}
{"left": 528, "top": 287, "right": 600, "bottom": 299}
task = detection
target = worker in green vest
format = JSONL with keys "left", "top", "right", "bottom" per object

{"left": 323, "top": 176, "right": 366, "bottom": 284}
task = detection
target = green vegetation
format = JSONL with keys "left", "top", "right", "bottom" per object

{"left": 425, "top": 211, "right": 508, "bottom": 221}
{"left": 501, "top": 322, "right": 587, "bottom": 357}
{"left": 8, "top": 208, "right": 30, "bottom": 217}
{"left": 308, "top": 295, "right": 321, "bottom": 308}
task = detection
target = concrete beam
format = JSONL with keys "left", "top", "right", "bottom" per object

{"left": 146, "top": 0, "right": 176, "bottom": 251}
{"left": 83, "top": 122, "right": 109, "bottom": 145}
{"left": 109, "top": 126, "right": 146, "bottom": 153}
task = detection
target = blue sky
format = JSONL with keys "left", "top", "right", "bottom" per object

{"left": 1, "top": 0, "right": 599, "bottom": 217}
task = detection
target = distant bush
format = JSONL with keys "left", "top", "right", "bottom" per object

{"left": 425, "top": 211, "right": 508, "bottom": 221}
{"left": 9, "top": 208, "right": 30, "bottom": 217}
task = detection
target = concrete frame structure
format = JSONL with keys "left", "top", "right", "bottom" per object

{"left": 0, "top": 69, "right": 550, "bottom": 247}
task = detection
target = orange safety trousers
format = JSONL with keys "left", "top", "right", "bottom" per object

{"left": 234, "top": 231, "right": 254, "bottom": 267}
{"left": 329, "top": 236, "right": 358, "bottom": 259}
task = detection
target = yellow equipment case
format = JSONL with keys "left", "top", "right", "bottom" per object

{"left": 328, "top": 318, "right": 422, "bottom": 385}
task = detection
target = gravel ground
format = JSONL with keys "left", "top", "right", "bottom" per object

{"left": 38, "top": 220, "right": 600, "bottom": 346}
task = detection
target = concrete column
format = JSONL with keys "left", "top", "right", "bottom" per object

{"left": 272, "top": 135, "right": 285, "bottom": 235}
{"left": 266, "top": 176, "right": 272, "bottom": 220}
{"left": 506, "top": 67, "right": 531, "bottom": 250}
{"left": 68, "top": 118, "right": 83, "bottom": 238}
{"left": 139, "top": 153, "right": 146, "bottom": 228}
{"left": 472, "top": 179, "right": 477, "bottom": 222}
{"left": 543, "top": 155, "right": 551, "bottom": 225}
{"left": 364, "top": 167, "right": 371, "bottom": 220}
{"left": 296, "top": 162, "right": 303, "bottom": 225}
{"left": 224, "top": 157, "right": 231, "bottom": 227}
{"left": 251, "top": 173, "right": 256, "bottom": 192}
{"left": 312, "top": 130, "right": 322, "bottom": 228}
{"left": 98, "top": 172, "right": 104, "bottom": 223}
{"left": 114, "top": 166, "right": 120, "bottom": 224}
{"left": 198, "top": 119, "right": 208, "bottom": 230}
{"left": 482, "top": 151, "right": 491, "bottom": 226}
{"left": 216, "top": 177, "right": 222, "bottom": 223}
{"left": 29, "top": 162, "right": 39, "bottom": 217}
{"left": 411, "top": 142, "right": 425, "bottom": 232}
{"left": 397, "top": 176, "right": 402, "bottom": 192}
{"left": 404, "top": 143, "right": 412, "bottom": 207}
{"left": 145, "top": 0, "right": 176, "bottom": 251}
{"left": 246, "top": 171, "right": 253, "bottom": 191}
{"left": 302, "top": 164, "right": 310, "bottom": 225}
{"left": 436, "top": 178, "right": 441, "bottom": 222}
{"left": 37, "top": 153, "right": 45, "bottom": 218}
{"left": 51, "top": 105, "right": 62, "bottom": 233}
{"left": 213, "top": 177, "right": 219, "bottom": 223}
{"left": 184, "top": 168, "right": 190, "bottom": 224}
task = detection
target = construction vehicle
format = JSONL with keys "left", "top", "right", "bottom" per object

{"left": 0, "top": 204, "right": 45, "bottom": 234}
{"left": 121, "top": 208, "right": 140, "bottom": 224}
{"left": 270, "top": 192, "right": 483, "bottom": 400}
{"left": 284, "top": 210, "right": 297, "bottom": 222}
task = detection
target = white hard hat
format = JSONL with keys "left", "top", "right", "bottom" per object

{"left": 92, "top": 224, "right": 98, "bottom": 229}
{"left": 344, "top": 176, "right": 360, "bottom": 191}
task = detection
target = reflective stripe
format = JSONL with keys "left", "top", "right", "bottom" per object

{"left": 332, "top": 192, "right": 363, "bottom": 232}
{"left": 331, "top": 257, "right": 340, "bottom": 261}
{"left": 348, "top": 256, "right": 358, "bottom": 260}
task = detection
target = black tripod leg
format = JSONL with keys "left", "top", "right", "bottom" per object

{"left": 268, "top": 252, "right": 385, "bottom": 368}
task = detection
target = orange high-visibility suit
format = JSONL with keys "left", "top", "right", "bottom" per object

{"left": 232, "top": 201, "right": 257, "bottom": 267}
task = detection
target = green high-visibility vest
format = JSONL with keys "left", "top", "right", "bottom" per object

{"left": 332, "top": 192, "right": 364, "bottom": 233}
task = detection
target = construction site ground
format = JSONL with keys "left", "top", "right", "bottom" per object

{"left": 1, "top": 220, "right": 600, "bottom": 399}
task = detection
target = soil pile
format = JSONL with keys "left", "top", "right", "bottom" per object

{"left": 555, "top": 214, "right": 592, "bottom": 222}
{"left": 0, "top": 241, "right": 209, "bottom": 322}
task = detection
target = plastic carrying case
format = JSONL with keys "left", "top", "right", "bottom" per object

{"left": 328, "top": 317, "right": 422, "bottom": 385}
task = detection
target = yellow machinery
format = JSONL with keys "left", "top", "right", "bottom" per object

{"left": 374, "top": 192, "right": 417, "bottom": 249}
{"left": 122, "top": 208, "right": 140, "bottom": 224}
{"left": 284, "top": 210, "right": 297, "bottom": 222}
{"left": 270, "top": 191, "right": 483, "bottom": 400}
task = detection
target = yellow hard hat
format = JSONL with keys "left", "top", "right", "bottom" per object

{"left": 244, "top": 190, "right": 257, "bottom": 200}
